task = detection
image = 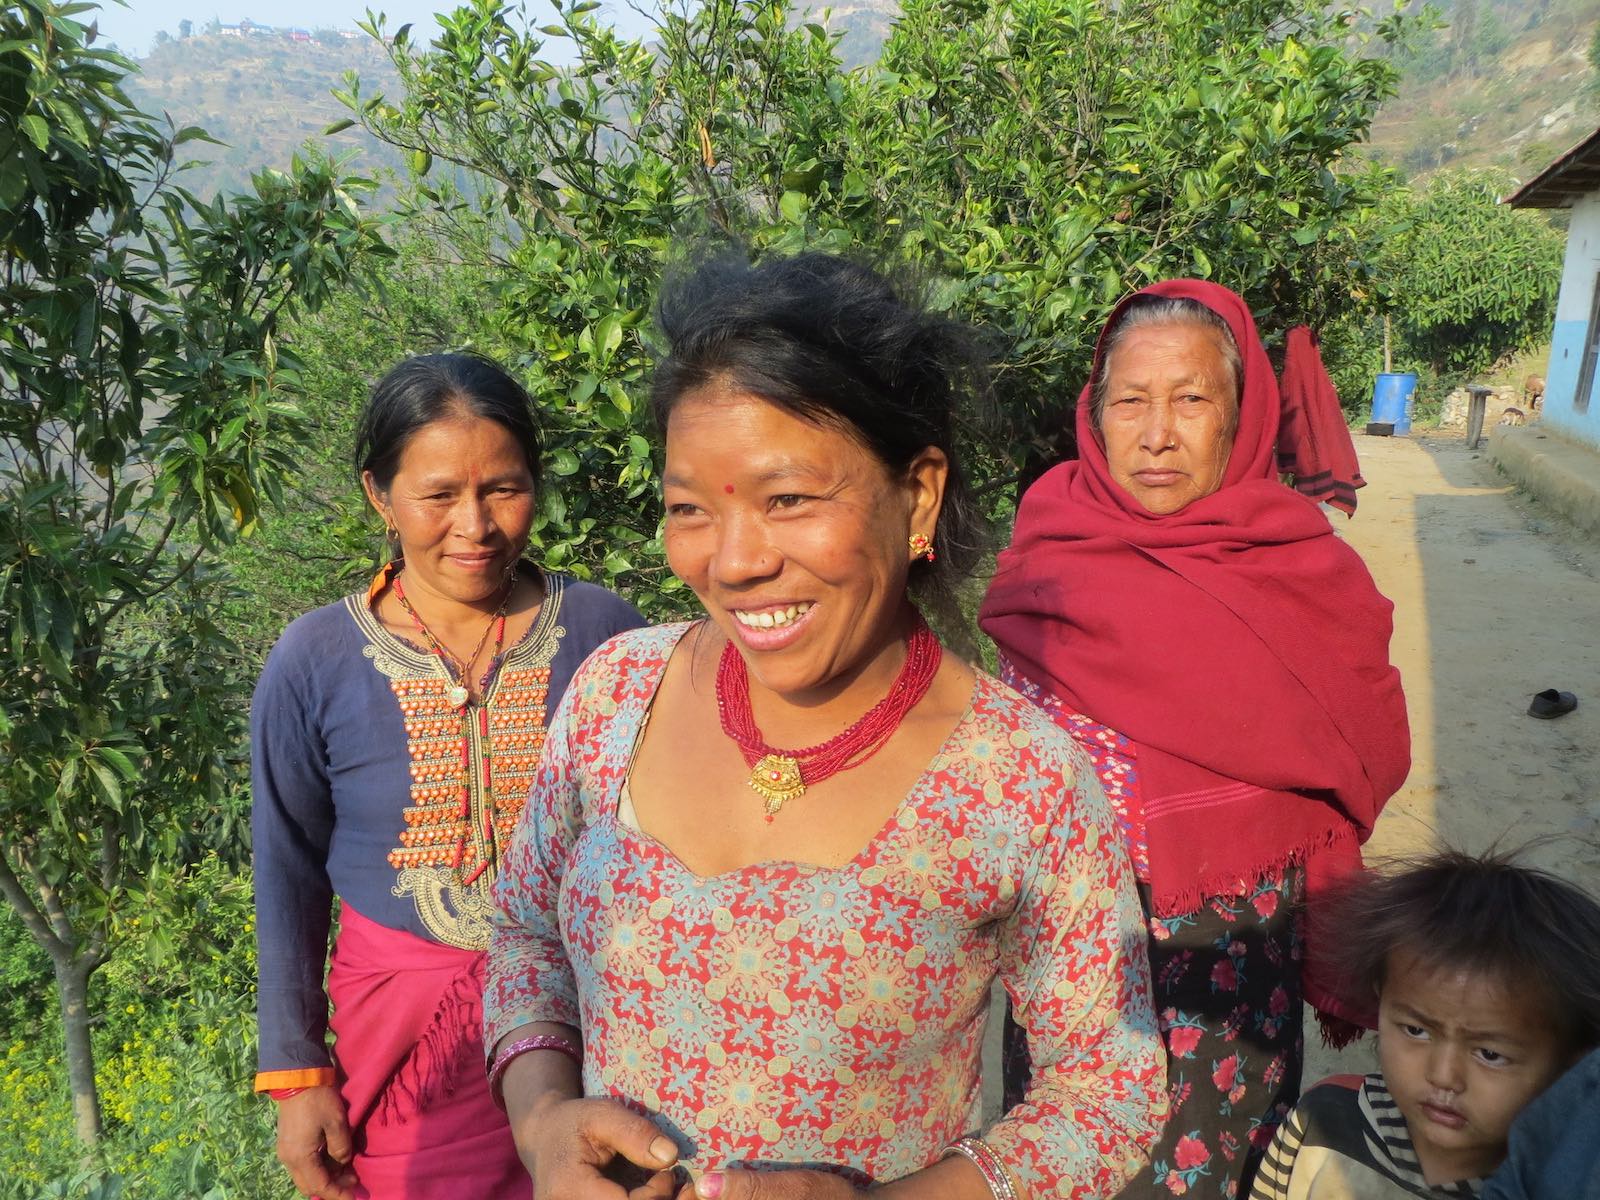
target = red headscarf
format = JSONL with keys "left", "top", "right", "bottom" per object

{"left": 979, "top": 280, "right": 1409, "bottom": 1034}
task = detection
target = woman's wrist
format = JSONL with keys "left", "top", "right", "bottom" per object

{"left": 487, "top": 1032, "right": 581, "bottom": 1110}
{"left": 873, "top": 1147, "right": 1023, "bottom": 1200}
{"left": 494, "top": 1022, "right": 584, "bottom": 1127}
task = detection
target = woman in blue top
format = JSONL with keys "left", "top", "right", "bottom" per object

{"left": 250, "top": 354, "right": 643, "bottom": 1200}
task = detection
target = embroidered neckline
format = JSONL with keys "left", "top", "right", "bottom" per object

{"left": 346, "top": 568, "right": 567, "bottom": 695}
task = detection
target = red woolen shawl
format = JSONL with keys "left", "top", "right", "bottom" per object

{"left": 978, "top": 280, "right": 1409, "bottom": 1033}
{"left": 1278, "top": 325, "right": 1366, "bottom": 516}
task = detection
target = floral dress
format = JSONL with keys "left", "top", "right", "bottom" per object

{"left": 486, "top": 624, "right": 1169, "bottom": 1197}
{"left": 1001, "top": 661, "right": 1305, "bottom": 1200}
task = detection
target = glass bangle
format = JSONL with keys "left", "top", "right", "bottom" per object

{"left": 940, "top": 1136, "right": 1019, "bottom": 1200}
{"left": 487, "top": 1033, "right": 583, "bottom": 1110}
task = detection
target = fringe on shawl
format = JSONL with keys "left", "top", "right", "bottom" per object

{"left": 1147, "top": 822, "right": 1376, "bottom": 1040}
{"left": 375, "top": 960, "right": 484, "bottom": 1128}
{"left": 1144, "top": 823, "right": 1354, "bottom": 920}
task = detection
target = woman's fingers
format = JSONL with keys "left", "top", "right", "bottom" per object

{"left": 577, "top": 1100, "right": 680, "bottom": 1173}
{"left": 529, "top": 1097, "right": 682, "bottom": 1197}
{"left": 683, "top": 1169, "right": 860, "bottom": 1200}
{"left": 322, "top": 1108, "right": 355, "bottom": 1170}
{"left": 275, "top": 1087, "right": 358, "bottom": 1200}
{"left": 625, "top": 1169, "right": 683, "bottom": 1199}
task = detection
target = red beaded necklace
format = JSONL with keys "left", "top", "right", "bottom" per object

{"left": 715, "top": 612, "right": 943, "bottom": 819}
{"left": 393, "top": 571, "right": 513, "bottom": 709}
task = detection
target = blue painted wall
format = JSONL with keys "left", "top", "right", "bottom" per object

{"left": 1543, "top": 195, "right": 1600, "bottom": 450}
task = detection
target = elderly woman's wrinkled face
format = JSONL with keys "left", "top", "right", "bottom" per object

{"left": 1099, "top": 321, "right": 1239, "bottom": 516}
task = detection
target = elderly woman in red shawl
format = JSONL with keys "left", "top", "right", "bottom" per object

{"left": 979, "top": 280, "right": 1410, "bottom": 1198}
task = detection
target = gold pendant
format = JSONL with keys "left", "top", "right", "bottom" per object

{"left": 747, "top": 754, "right": 805, "bottom": 817}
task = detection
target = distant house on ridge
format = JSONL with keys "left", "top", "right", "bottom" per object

{"left": 1510, "top": 126, "right": 1600, "bottom": 452}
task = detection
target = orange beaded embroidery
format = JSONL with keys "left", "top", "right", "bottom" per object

{"left": 346, "top": 574, "right": 567, "bottom": 949}
{"left": 384, "top": 666, "right": 549, "bottom": 881}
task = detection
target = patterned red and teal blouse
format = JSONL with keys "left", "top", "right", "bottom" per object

{"left": 486, "top": 624, "right": 1168, "bottom": 1196}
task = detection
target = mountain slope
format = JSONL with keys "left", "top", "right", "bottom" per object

{"left": 124, "top": 33, "right": 404, "bottom": 200}
{"left": 1364, "top": 0, "right": 1600, "bottom": 180}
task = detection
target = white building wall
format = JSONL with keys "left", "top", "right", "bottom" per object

{"left": 1545, "top": 192, "right": 1600, "bottom": 449}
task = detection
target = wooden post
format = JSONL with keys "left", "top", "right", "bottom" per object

{"left": 1383, "top": 313, "right": 1392, "bottom": 374}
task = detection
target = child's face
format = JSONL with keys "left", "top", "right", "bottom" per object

{"left": 1377, "top": 948, "right": 1572, "bottom": 1186}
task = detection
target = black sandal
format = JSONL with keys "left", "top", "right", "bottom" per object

{"left": 1528, "top": 689, "right": 1578, "bottom": 719}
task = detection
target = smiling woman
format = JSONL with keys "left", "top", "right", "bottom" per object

{"left": 250, "top": 354, "right": 644, "bottom": 1200}
{"left": 484, "top": 253, "right": 1169, "bottom": 1200}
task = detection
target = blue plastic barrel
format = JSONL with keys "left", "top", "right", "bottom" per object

{"left": 1372, "top": 372, "right": 1418, "bottom": 435}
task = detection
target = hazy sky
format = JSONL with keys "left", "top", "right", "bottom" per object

{"left": 93, "top": 0, "right": 654, "bottom": 56}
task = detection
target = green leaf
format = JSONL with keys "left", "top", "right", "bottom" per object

{"left": 173, "top": 125, "right": 222, "bottom": 146}
{"left": 549, "top": 448, "right": 581, "bottom": 476}
{"left": 19, "top": 114, "right": 49, "bottom": 151}
{"left": 322, "top": 118, "right": 357, "bottom": 135}
{"left": 780, "top": 160, "right": 824, "bottom": 195}
{"left": 595, "top": 313, "right": 623, "bottom": 363}
{"left": 88, "top": 758, "right": 123, "bottom": 808}
{"left": 779, "top": 190, "right": 809, "bottom": 223}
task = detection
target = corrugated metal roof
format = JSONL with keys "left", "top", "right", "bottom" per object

{"left": 1508, "top": 125, "right": 1600, "bottom": 209}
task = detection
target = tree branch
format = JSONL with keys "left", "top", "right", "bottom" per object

{"left": 0, "top": 845, "right": 67, "bottom": 962}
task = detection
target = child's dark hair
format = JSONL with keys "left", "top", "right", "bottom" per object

{"left": 650, "top": 249, "right": 990, "bottom": 608}
{"left": 1327, "top": 848, "right": 1600, "bottom": 1051}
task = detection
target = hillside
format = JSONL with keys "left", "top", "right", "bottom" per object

{"left": 1365, "top": 0, "right": 1600, "bottom": 181}
{"left": 125, "top": 0, "right": 1600, "bottom": 203}
{"left": 124, "top": 32, "right": 405, "bottom": 200}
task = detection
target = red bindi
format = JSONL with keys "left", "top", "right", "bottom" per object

{"left": 723, "top": 484, "right": 735, "bottom": 494}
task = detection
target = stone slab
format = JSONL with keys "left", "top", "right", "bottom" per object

{"left": 1487, "top": 424, "right": 1600, "bottom": 539}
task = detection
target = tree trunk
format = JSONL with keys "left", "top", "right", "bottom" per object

{"left": 53, "top": 957, "right": 103, "bottom": 1145}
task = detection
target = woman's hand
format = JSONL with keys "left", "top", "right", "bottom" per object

{"left": 274, "top": 1086, "right": 357, "bottom": 1200}
{"left": 513, "top": 1093, "right": 682, "bottom": 1199}
{"left": 675, "top": 1170, "right": 862, "bottom": 1200}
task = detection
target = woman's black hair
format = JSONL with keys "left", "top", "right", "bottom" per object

{"left": 354, "top": 353, "right": 543, "bottom": 495}
{"left": 1324, "top": 847, "right": 1600, "bottom": 1053}
{"left": 650, "top": 250, "right": 990, "bottom": 606}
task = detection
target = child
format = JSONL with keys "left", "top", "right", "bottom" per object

{"left": 1250, "top": 849, "right": 1600, "bottom": 1199}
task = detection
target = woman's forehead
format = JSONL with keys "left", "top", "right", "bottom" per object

{"left": 1105, "top": 322, "right": 1236, "bottom": 378}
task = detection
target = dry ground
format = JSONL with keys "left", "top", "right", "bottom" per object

{"left": 1307, "top": 430, "right": 1600, "bottom": 1081}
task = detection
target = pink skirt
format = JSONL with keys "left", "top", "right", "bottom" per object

{"left": 326, "top": 905, "right": 530, "bottom": 1200}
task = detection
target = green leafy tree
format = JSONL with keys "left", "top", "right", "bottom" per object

{"left": 852, "top": 0, "right": 1414, "bottom": 475}
{"left": 0, "top": 0, "right": 387, "bottom": 1143}
{"left": 340, "top": 0, "right": 1419, "bottom": 579}
{"left": 1369, "top": 169, "right": 1564, "bottom": 378}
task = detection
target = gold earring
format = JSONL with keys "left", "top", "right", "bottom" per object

{"left": 908, "top": 532, "right": 936, "bottom": 562}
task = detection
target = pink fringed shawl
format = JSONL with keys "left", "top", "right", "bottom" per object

{"left": 326, "top": 905, "right": 529, "bottom": 1199}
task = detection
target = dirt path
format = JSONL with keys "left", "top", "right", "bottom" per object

{"left": 1306, "top": 431, "right": 1600, "bottom": 1081}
